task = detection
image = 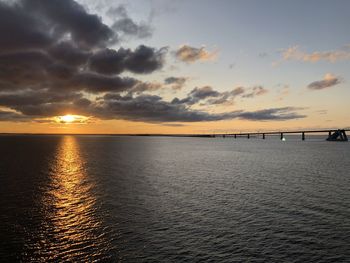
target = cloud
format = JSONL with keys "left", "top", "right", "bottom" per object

{"left": 0, "top": 1, "right": 166, "bottom": 91}
{"left": 88, "top": 46, "right": 167, "bottom": 75}
{"left": 172, "top": 85, "right": 267, "bottom": 106}
{"left": 98, "top": 94, "right": 306, "bottom": 122}
{"left": 0, "top": 0, "right": 306, "bottom": 125}
{"left": 121, "top": 46, "right": 168, "bottom": 74}
{"left": 48, "top": 41, "right": 91, "bottom": 66}
{"left": 164, "top": 77, "right": 187, "bottom": 90}
{"left": 22, "top": 0, "right": 116, "bottom": 48}
{"left": 0, "top": 89, "right": 82, "bottom": 107}
{"left": 72, "top": 73, "right": 138, "bottom": 93}
{"left": 188, "top": 86, "right": 221, "bottom": 100}
{"left": 0, "top": 109, "right": 31, "bottom": 122}
{"left": 129, "top": 82, "right": 162, "bottom": 94}
{"left": 0, "top": 1, "right": 52, "bottom": 51}
{"left": 282, "top": 45, "right": 350, "bottom": 62}
{"left": 242, "top": 86, "right": 268, "bottom": 98}
{"left": 110, "top": 5, "right": 153, "bottom": 39}
{"left": 206, "top": 87, "right": 245, "bottom": 105}
{"left": 171, "top": 86, "right": 221, "bottom": 105}
{"left": 235, "top": 107, "right": 306, "bottom": 121}
{"left": 307, "top": 74, "right": 341, "bottom": 90}
{"left": 175, "top": 45, "right": 217, "bottom": 63}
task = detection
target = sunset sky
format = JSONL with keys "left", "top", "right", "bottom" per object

{"left": 0, "top": 0, "right": 349, "bottom": 134}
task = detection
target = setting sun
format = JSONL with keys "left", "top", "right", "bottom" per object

{"left": 60, "top": 115, "right": 76, "bottom": 123}
{"left": 55, "top": 115, "right": 90, "bottom": 125}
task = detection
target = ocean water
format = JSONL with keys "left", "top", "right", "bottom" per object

{"left": 0, "top": 135, "right": 349, "bottom": 262}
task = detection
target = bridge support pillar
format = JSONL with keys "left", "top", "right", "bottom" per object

{"left": 280, "top": 133, "right": 284, "bottom": 140}
{"left": 262, "top": 133, "right": 265, "bottom": 139}
{"left": 327, "top": 129, "right": 348, "bottom": 141}
{"left": 247, "top": 134, "right": 250, "bottom": 139}
{"left": 234, "top": 134, "right": 236, "bottom": 138}
{"left": 302, "top": 132, "right": 305, "bottom": 141}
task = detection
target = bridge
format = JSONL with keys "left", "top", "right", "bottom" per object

{"left": 213, "top": 129, "right": 349, "bottom": 141}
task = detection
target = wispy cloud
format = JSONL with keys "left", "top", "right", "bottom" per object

{"left": 164, "top": 77, "right": 188, "bottom": 90}
{"left": 175, "top": 45, "right": 218, "bottom": 63}
{"left": 307, "top": 73, "right": 342, "bottom": 90}
{"left": 242, "top": 86, "right": 268, "bottom": 98}
{"left": 282, "top": 45, "right": 350, "bottom": 62}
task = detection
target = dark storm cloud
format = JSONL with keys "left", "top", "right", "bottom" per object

{"left": 123, "top": 46, "right": 167, "bottom": 74}
{"left": 72, "top": 73, "right": 138, "bottom": 93}
{"left": 22, "top": 0, "right": 115, "bottom": 48}
{"left": 48, "top": 41, "right": 91, "bottom": 66}
{"left": 307, "top": 74, "right": 341, "bottom": 90}
{"left": 0, "top": 1, "right": 52, "bottom": 51}
{"left": 88, "top": 48, "right": 126, "bottom": 75}
{"left": 89, "top": 46, "right": 167, "bottom": 75}
{"left": 0, "top": 50, "right": 53, "bottom": 86}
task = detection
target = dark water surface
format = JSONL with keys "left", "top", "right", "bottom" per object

{"left": 0, "top": 135, "right": 349, "bottom": 262}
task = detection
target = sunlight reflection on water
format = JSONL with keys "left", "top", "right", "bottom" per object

{"left": 24, "top": 136, "right": 112, "bottom": 262}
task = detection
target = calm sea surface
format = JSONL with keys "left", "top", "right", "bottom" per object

{"left": 0, "top": 135, "right": 349, "bottom": 262}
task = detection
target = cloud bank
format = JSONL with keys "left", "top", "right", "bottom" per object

{"left": 0, "top": 0, "right": 306, "bottom": 124}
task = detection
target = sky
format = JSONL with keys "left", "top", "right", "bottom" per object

{"left": 0, "top": 0, "right": 349, "bottom": 134}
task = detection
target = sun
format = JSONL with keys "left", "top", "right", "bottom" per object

{"left": 55, "top": 114, "right": 90, "bottom": 124}
{"left": 60, "top": 114, "right": 76, "bottom": 123}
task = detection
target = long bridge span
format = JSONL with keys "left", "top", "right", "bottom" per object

{"left": 210, "top": 129, "right": 349, "bottom": 141}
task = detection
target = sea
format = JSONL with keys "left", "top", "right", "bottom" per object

{"left": 0, "top": 135, "right": 349, "bottom": 262}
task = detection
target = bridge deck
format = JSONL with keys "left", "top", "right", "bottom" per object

{"left": 207, "top": 129, "right": 349, "bottom": 141}
{"left": 224, "top": 129, "right": 350, "bottom": 136}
